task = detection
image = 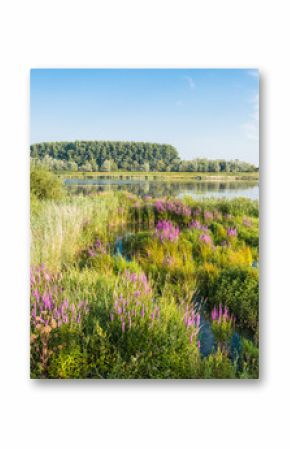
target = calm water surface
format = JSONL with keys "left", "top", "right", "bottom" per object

{"left": 65, "top": 176, "right": 259, "bottom": 200}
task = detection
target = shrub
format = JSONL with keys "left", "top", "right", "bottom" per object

{"left": 240, "top": 338, "right": 259, "bottom": 378}
{"left": 201, "top": 349, "right": 237, "bottom": 379}
{"left": 211, "top": 267, "right": 259, "bottom": 332}
{"left": 30, "top": 167, "right": 65, "bottom": 200}
{"left": 238, "top": 226, "right": 259, "bottom": 248}
{"left": 211, "top": 304, "right": 235, "bottom": 351}
{"left": 48, "top": 346, "right": 89, "bottom": 379}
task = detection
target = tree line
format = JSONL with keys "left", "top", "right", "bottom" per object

{"left": 30, "top": 141, "right": 258, "bottom": 172}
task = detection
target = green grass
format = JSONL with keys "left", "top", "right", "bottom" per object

{"left": 30, "top": 192, "right": 128, "bottom": 270}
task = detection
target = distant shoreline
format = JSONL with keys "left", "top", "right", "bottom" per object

{"left": 58, "top": 171, "right": 259, "bottom": 182}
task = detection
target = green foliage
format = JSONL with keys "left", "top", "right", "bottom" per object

{"left": 48, "top": 346, "right": 89, "bottom": 379}
{"left": 30, "top": 167, "right": 64, "bottom": 200}
{"left": 30, "top": 140, "right": 258, "bottom": 172}
{"left": 212, "top": 320, "right": 234, "bottom": 347}
{"left": 211, "top": 267, "right": 259, "bottom": 332}
{"left": 30, "top": 192, "right": 259, "bottom": 379}
{"left": 238, "top": 226, "right": 259, "bottom": 248}
{"left": 240, "top": 338, "right": 259, "bottom": 378}
{"left": 201, "top": 349, "right": 237, "bottom": 379}
{"left": 31, "top": 141, "right": 179, "bottom": 172}
{"left": 107, "top": 297, "right": 200, "bottom": 379}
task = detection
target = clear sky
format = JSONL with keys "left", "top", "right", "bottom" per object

{"left": 30, "top": 69, "right": 259, "bottom": 165}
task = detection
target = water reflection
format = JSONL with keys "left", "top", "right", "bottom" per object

{"left": 64, "top": 177, "right": 259, "bottom": 200}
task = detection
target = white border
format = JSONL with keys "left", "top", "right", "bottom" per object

{"left": 1, "top": 1, "right": 289, "bottom": 448}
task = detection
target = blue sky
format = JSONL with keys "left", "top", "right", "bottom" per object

{"left": 30, "top": 69, "right": 259, "bottom": 165}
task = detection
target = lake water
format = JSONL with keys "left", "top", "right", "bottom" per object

{"left": 64, "top": 177, "right": 259, "bottom": 200}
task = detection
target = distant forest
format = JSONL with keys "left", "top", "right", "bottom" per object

{"left": 30, "top": 141, "right": 258, "bottom": 172}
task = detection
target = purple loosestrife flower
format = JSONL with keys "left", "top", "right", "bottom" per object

{"left": 33, "top": 289, "right": 40, "bottom": 302}
{"left": 211, "top": 306, "right": 218, "bottom": 321}
{"left": 141, "top": 304, "right": 145, "bottom": 318}
{"left": 211, "top": 303, "right": 234, "bottom": 324}
{"left": 199, "top": 233, "right": 212, "bottom": 245}
{"left": 154, "top": 199, "right": 166, "bottom": 212}
{"left": 204, "top": 210, "right": 214, "bottom": 221}
{"left": 130, "top": 273, "right": 138, "bottom": 282}
{"left": 189, "top": 220, "right": 201, "bottom": 229}
{"left": 43, "top": 272, "right": 51, "bottom": 282}
{"left": 87, "top": 239, "right": 107, "bottom": 258}
{"left": 88, "top": 249, "right": 96, "bottom": 257}
{"left": 154, "top": 199, "right": 191, "bottom": 217}
{"left": 30, "top": 265, "right": 89, "bottom": 332}
{"left": 183, "top": 305, "right": 201, "bottom": 343}
{"left": 155, "top": 220, "right": 180, "bottom": 242}
{"left": 189, "top": 220, "right": 209, "bottom": 232}
{"left": 30, "top": 272, "right": 36, "bottom": 286}
{"left": 227, "top": 227, "right": 237, "bottom": 237}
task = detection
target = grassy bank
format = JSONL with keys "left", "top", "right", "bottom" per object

{"left": 58, "top": 171, "right": 259, "bottom": 182}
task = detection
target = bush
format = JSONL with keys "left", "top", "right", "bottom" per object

{"left": 201, "top": 349, "right": 237, "bottom": 379}
{"left": 211, "top": 267, "right": 259, "bottom": 332}
{"left": 30, "top": 167, "right": 65, "bottom": 200}
{"left": 238, "top": 226, "right": 259, "bottom": 248}
{"left": 48, "top": 346, "right": 89, "bottom": 379}
{"left": 240, "top": 338, "right": 259, "bottom": 378}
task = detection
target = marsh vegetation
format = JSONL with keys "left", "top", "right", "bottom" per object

{"left": 30, "top": 168, "right": 259, "bottom": 379}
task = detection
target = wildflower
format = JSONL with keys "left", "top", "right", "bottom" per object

{"left": 183, "top": 304, "right": 201, "bottom": 344}
{"left": 30, "top": 265, "right": 89, "bottom": 332}
{"left": 141, "top": 304, "right": 145, "bottom": 318}
{"left": 189, "top": 220, "right": 208, "bottom": 232}
{"left": 204, "top": 210, "right": 214, "bottom": 221}
{"left": 88, "top": 249, "right": 96, "bottom": 257}
{"left": 189, "top": 220, "right": 201, "bottom": 229}
{"left": 211, "top": 304, "right": 234, "bottom": 325}
{"left": 43, "top": 272, "right": 51, "bottom": 282}
{"left": 155, "top": 220, "right": 180, "bottom": 242}
{"left": 227, "top": 227, "right": 237, "bottom": 237}
{"left": 199, "top": 233, "right": 212, "bottom": 245}
{"left": 154, "top": 199, "right": 191, "bottom": 217}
